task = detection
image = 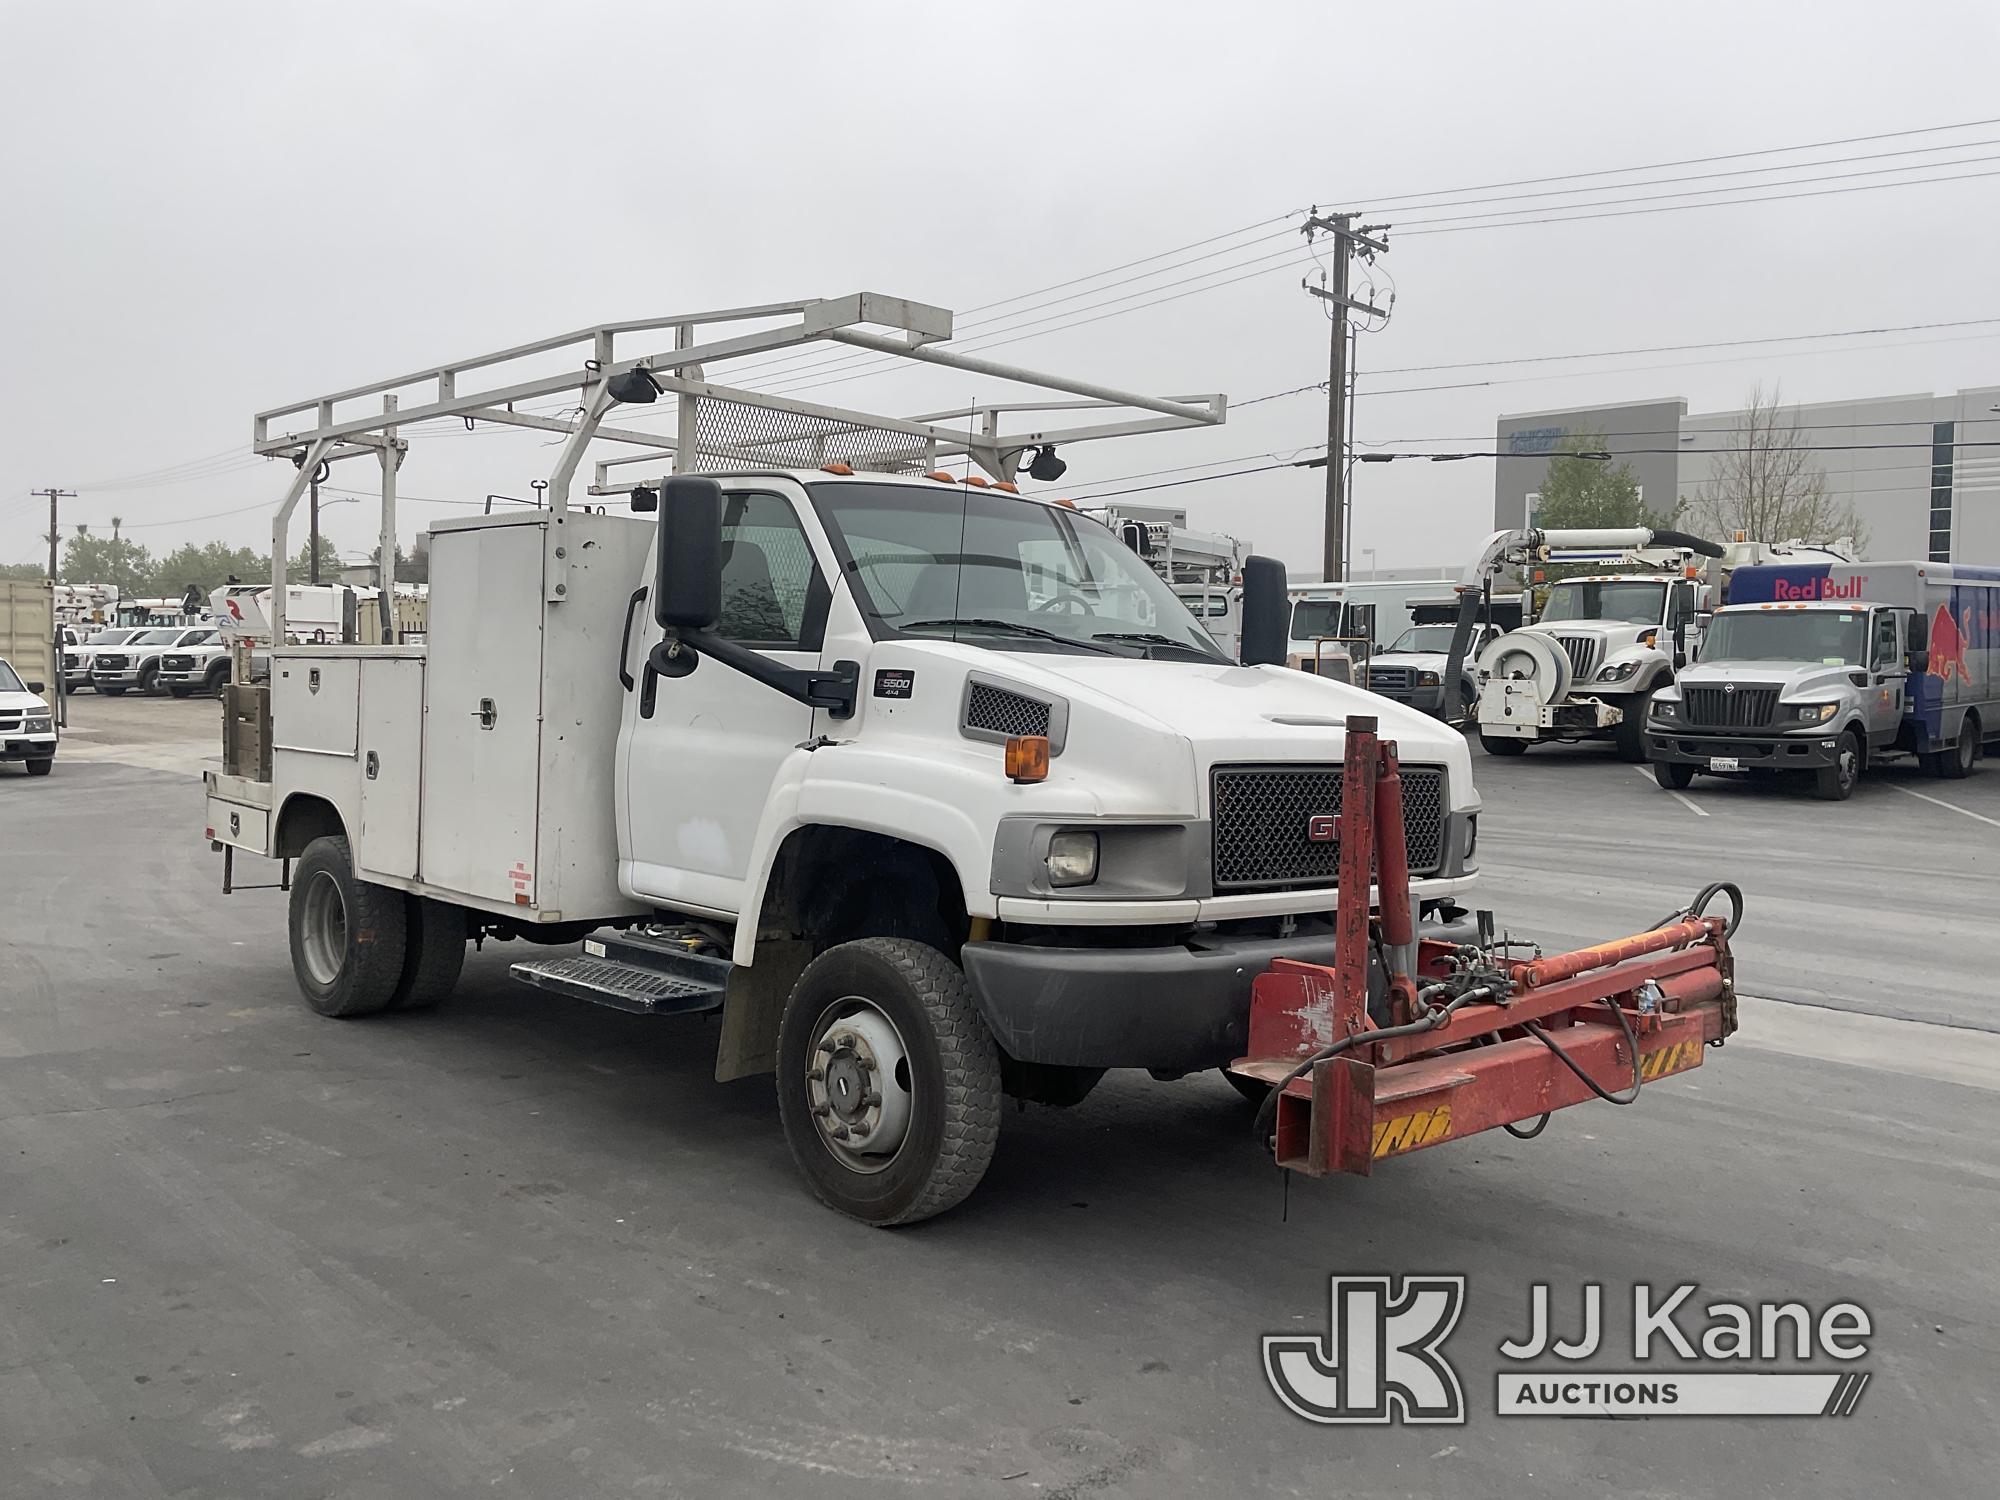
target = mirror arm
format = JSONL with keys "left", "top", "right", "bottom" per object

{"left": 650, "top": 632, "right": 859, "bottom": 720}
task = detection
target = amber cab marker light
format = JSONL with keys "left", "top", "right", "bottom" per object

{"left": 819, "top": 462, "right": 855, "bottom": 475}
{"left": 1005, "top": 734, "right": 1050, "bottom": 783}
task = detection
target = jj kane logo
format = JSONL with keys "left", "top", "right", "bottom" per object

{"left": 1265, "top": 1277, "right": 1873, "bottom": 1424}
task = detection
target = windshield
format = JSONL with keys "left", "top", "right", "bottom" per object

{"left": 1540, "top": 579, "right": 1666, "bottom": 626}
{"left": 1702, "top": 610, "right": 1868, "bottom": 666}
{"left": 88, "top": 629, "right": 136, "bottom": 645}
{"left": 811, "top": 483, "right": 1228, "bottom": 661}
{"left": 0, "top": 660, "right": 23, "bottom": 693}
{"left": 1291, "top": 600, "right": 1341, "bottom": 639}
{"left": 1386, "top": 625, "right": 1461, "bottom": 654}
{"left": 133, "top": 628, "right": 183, "bottom": 644}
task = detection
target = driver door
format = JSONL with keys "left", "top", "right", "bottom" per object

{"left": 619, "top": 485, "right": 832, "bottom": 916}
{"left": 1868, "top": 609, "right": 1905, "bottom": 742}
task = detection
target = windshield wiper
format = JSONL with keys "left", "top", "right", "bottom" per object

{"left": 1090, "top": 631, "right": 1226, "bottom": 661}
{"left": 899, "top": 617, "right": 1118, "bottom": 654}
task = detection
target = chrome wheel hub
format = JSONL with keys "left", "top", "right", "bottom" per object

{"left": 806, "top": 1000, "right": 913, "bottom": 1173}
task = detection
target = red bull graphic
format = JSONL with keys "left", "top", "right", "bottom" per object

{"left": 1928, "top": 603, "right": 1972, "bottom": 685}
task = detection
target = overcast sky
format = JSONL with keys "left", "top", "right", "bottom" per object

{"left": 4, "top": 0, "right": 1998, "bottom": 580}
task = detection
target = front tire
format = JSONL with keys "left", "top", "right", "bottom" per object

{"left": 137, "top": 664, "right": 159, "bottom": 695}
{"left": 1479, "top": 731, "right": 1529, "bottom": 756}
{"left": 166, "top": 685, "right": 191, "bottom": 699}
{"left": 25, "top": 757, "right": 54, "bottom": 777}
{"left": 1611, "top": 692, "right": 1652, "bottom": 762}
{"left": 287, "top": 835, "right": 408, "bottom": 1017}
{"left": 776, "top": 938, "right": 1001, "bottom": 1226}
{"left": 1813, "top": 730, "right": 1862, "bottom": 801}
{"left": 1653, "top": 760, "right": 1696, "bottom": 790}
{"left": 99, "top": 684, "right": 126, "bottom": 697}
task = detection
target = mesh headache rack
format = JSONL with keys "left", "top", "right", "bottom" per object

{"left": 250, "top": 293, "right": 1226, "bottom": 642}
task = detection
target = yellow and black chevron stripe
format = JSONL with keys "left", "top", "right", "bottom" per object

{"left": 1372, "top": 1104, "right": 1453, "bottom": 1158}
{"left": 1638, "top": 1039, "right": 1702, "bottom": 1081}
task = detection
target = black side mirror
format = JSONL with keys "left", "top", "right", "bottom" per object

{"left": 629, "top": 486, "right": 658, "bottom": 514}
{"left": 1239, "top": 555, "right": 1289, "bottom": 666}
{"left": 26, "top": 680, "right": 46, "bottom": 695}
{"left": 655, "top": 476, "right": 723, "bottom": 630}
{"left": 1908, "top": 649, "right": 1929, "bottom": 674}
{"left": 1907, "top": 611, "right": 1929, "bottom": 652}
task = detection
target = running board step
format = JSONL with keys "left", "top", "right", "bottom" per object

{"left": 508, "top": 930, "right": 730, "bottom": 1016}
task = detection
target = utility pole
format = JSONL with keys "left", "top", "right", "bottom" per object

{"left": 1301, "top": 213, "right": 1389, "bottom": 583}
{"left": 33, "top": 488, "right": 76, "bottom": 582}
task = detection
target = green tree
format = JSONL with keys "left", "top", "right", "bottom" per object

{"left": 0, "top": 561, "right": 47, "bottom": 581}
{"left": 61, "top": 518, "right": 154, "bottom": 593}
{"left": 1531, "top": 432, "right": 1663, "bottom": 530}
{"left": 147, "top": 541, "right": 268, "bottom": 600}
{"left": 289, "top": 535, "right": 342, "bottom": 583}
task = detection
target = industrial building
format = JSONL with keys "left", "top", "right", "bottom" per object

{"left": 1493, "top": 387, "right": 2000, "bottom": 561}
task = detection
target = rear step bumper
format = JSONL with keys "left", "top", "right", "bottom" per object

{"left": 509, "top": 930, "right": 730, "bottom": 1015}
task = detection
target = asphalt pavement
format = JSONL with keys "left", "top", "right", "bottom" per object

{"left": 1, "top": 701, "right": 1995, "bottom": 1497}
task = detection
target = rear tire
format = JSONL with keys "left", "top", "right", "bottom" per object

{"left": 1611, "top": 692, "right": 1652, "bottom": 762}
{"left": 391, "top": 896, "right": 466, "bottom": 1011}
{"left": 776, "top": 937, "right": 1000, "bottom": 1226}
{"left": 1812, "top": 730, "right": 1862, "bottom": 801}
{"left": 25, "top": 757, "right": 54, "bottom": 777}
{"left": 1652, "top": 760, "right": 1696, "bottom": 790}
{"left": 1935, "top": 715, "right": 1979, "bottom": 780}
{"left": 1479, "top": 732, "right": 1529, "bottom": 756}
{"left": 287, "top": 835, "right": 407, "bottom": 1018}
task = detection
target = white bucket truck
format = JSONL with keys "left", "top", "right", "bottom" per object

{"left": 202, "top": 296, "right": 1481, "bottom": 1225}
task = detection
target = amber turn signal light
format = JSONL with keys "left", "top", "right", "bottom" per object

{"left": 1005, "top": 734, "right": 1050, "bottom": 783}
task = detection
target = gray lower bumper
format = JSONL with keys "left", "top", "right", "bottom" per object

{"left": 2, "top": 737, "right": 58, "bottom": 760}
{"left": 962, "top": 929, "right": 1352, "bottom": 1072}
{"left": 1648, "top": 729, "right": 1841, "bottom": 768}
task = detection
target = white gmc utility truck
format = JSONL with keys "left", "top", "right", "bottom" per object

{"left": 200, "top": 298, "right": 1487, "bottom": 1225}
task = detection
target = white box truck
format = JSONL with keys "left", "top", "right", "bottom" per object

{"left": 1647, "top": 559, "right": 1997, "bottom": 797}
{"left": 199, "top": 298, "right": 1741, "bottom": 1224}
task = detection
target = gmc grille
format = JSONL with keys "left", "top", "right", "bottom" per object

{"left": 1211, "top": 763, "right": 1447, "bottom": 891}
{"left": 1552, "top": 635, "right": 1602, "bottom": 682}
{"left": 1684, "top": 684, "right": 1781, "bottom": 729}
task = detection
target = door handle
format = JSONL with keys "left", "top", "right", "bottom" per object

{"left": 618, "top": 585, "right": 648, "bottom": 691}
{"left": 471, "top": 698, "right": 497, "bottom": 729}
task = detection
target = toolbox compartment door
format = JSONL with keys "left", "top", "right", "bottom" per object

{"left": 356, "top": 656, "right": 425, "bottom": 880}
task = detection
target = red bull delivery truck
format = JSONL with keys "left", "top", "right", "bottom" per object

{"left": 1646, "top": 560, "right": 1998, "bottom": 799}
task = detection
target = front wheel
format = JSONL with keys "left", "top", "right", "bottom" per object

{"left": 1813, "top": 730, "right": 1862, "bottom": 801}
{"left": 99, "top": 684, "right": 126, "bottom": 697}
{"left": 287, "top": 835, "right": 408, "bottom": 1017}
{"left": 166, "top": 685, "right": 191, "bottom": 699}
{"left": 24, "top": 757, "right": 54, "bottom": 777}
{"left": 776, "top": 938, "right": 1001, "bottom": 1226}
{"left": 1611, "top": 693, "right": 1653, "bottom": 762}
{"left": 137, "top": 664, "right": 158, "bottom": 695}
{"left": 1479, "top": 731, "right": 1529, "bottom": 757}
{"left": 1653, "top": 760, "right": 1696, "bottom": 790}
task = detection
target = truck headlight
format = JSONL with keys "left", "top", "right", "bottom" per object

{"left": 24, "top": 714, "right": 53, "bottom": 732}
{"left": 1417, "top": 670, "right": 1441, "bottom": 687}
{"left": 1792, "top": 702, "right": 1838, "bottom": 723}
{"left": 1650, "top": 699, "right": 1679, "bottom": 721}
{"left": 1596, "top": 661, "right": 1641, "bottom": 683}
{"left": 1045, "top": 831, "right": 1099, "bottom": 888}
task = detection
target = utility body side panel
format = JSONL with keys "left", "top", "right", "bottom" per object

{"left": 357, "top": 656, "right": 425, "bottom": 879}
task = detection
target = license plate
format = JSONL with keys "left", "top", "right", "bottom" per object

{"left": 1708, "top": 756, "right": 1741, "bottom": 773}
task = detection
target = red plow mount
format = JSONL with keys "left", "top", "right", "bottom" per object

{"left": 1229, "top": 715, "right": 1739, "bottom": 1176}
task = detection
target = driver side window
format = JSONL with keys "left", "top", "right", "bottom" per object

{"left": 715, "top": 492, "right": 828, "bottom": 650}
{"left": 1872, "top": 611, "right": 1899, "bottom": 670}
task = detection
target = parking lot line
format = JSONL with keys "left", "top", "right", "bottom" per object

{"left": 1887, "top": 783, "right": 2000, "bottom": 829}
{"left": 1633, "top": 764, "right": 1709, "bottom": 816}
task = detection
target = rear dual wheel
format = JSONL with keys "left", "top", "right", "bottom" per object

{"left": 1930, "top": 715, "right": 1980, "bottom": 780}
{"left": 288, "top": 835, "right": 465, "bottom": 1017}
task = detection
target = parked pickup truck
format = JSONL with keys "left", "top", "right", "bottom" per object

{"left": 91, "top": 624, "right": 219, "bottom": 695}
{"left": 0, "top": 656, "right": 57, "bottom": 775}
{"left": 64, "top": 626, "right": 147, "bottom": 692}
{"left": 156, "top": 636, "right": 236, "bottom": 697}
{"left": 1366, "top": 621, "right": 1503, "bottom": 722}
{"left": 1648, "top": 560, "right": 1997, "bottom": 799}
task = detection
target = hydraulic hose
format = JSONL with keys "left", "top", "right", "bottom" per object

{"left": 1650, "top": 880, "right": 1744, "bottom": 937}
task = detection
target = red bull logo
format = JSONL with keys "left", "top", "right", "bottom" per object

{"left": 1928, "top": 603, "right": 1972, "bottom": 684}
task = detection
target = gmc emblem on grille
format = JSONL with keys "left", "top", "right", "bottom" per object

{"left": 1307, "top": 814, "right": 1340, "bottom": 843}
